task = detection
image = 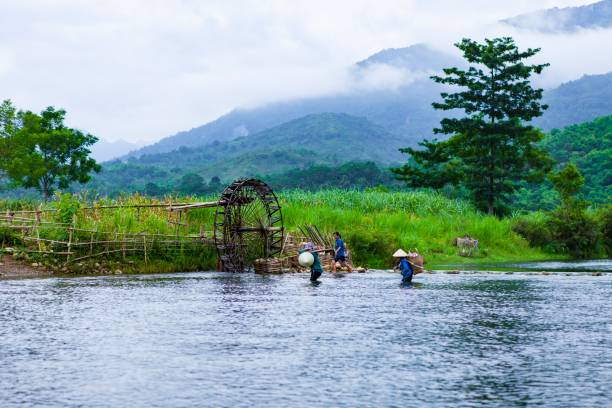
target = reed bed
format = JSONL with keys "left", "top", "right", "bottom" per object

{"left": 1, "top": 189, "right": 556, "bottom": 271}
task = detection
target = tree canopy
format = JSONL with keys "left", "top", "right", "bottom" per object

{"left": 1, "top": 103, "right": 100, "bottom": 200}
{"left": 393, "top": 37, "right": 553, "bottom": 214}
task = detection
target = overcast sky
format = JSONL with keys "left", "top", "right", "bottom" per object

{"left": 0, "top": 0, "right": 609, "bottom": 143}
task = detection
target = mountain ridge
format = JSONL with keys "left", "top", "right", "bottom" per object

{"left": 502, "top": 0, "right": 612, "bottom": 32}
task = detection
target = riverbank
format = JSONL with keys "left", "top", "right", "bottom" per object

{"left": 281, "top": 190, "right": 560, "bottom": 268}
{"left": 1, "top": 190, "right": 564, "bottom": 274}
{"left": 0, "top": 254, "right": 52, "bottom": 279}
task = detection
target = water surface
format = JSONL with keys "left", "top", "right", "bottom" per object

{"left": 1, "top": 271, "right": 610, "bottom": 407}
{"left": 439, "top": 259, "right": 612, "bottom": 272}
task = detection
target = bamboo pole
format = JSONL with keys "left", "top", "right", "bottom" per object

{"left": 143, "top": 234, "right": 148, "bottom": 265}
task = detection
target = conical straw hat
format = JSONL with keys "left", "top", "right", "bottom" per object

{"left": 393, "top": 249, "right": 409, "bottom": 257}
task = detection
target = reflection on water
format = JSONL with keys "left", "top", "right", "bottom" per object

{"left": 506, "top": 259, "right": 612, "bottom": 272}
{"left": 1, "top": 272, "right": 610, "bottom": 407}
{"left": 441, "top": 259, "right": 612, "bottom": 272}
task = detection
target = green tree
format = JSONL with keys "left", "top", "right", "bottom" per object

{"left": 548, "top": 162, "right": 584, "bottom": 202}
{"left": 144, "top": 182, "right": 164, "bottom": 197}
{"left": 4, "top": 107, "right": 100, "bottom": 201}
{"left": 0, "top": 100, "right": 19, "bottom": 174}
{"left": 546, "top": 163, "right": 600, "bottom": 259}
{"left": 393, "top": 37, "right": 553, "bottom": 214}
{"left": 207, "top": 176, "right": 222, "bottom": 193}
{"left": 178, "top": 172, "right": 205, "bottom": 195}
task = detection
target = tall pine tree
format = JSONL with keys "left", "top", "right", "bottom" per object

{"left": 392, "top": 37, "right": 553, "bottom": 214}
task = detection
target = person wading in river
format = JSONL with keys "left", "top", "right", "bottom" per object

{"left": 299, "top": 242, "right": 324, "bottom": 281}
{"left": 394, "top": 249, "right": 413, "bottom": 283}
{"left": 332, "top": 232, "right": 352, "bottom": 272}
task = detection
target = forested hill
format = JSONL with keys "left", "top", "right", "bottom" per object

{"left": 516, "top": 114, "right": 612, "bottom": 208}
{"left": 88, "top": 113, "right": 404, "bottom": 195}
{"left": 542, "top": 115, "right": 612, "bottom": 203}
{"left": 126, "top": 44, "right": 452, "bottom": 158}
{"left": 534, "top": 72, "right": 612, "bottom": 131}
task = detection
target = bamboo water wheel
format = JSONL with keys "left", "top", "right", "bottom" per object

{"left": 213, "top": 179, "right": 284, "bottom": 272}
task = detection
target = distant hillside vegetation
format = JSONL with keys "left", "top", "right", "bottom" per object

{"left": 534, "top": 72, "right": 612, "bottom": 131}
{"left": 126, "top": 44, "right": 463, "bottom": 158}
{"left": 88, "top": 113, "right": 403, "bottom": 195}
{"left": 516, "top": 114, "right": 612, "bottom": 208}
{"left": 130, "top": 68, "right": 612, "bottom": 159}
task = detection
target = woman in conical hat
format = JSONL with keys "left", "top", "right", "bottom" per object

{"left": 393, "top": 249, "right": 412, "bottom": 283}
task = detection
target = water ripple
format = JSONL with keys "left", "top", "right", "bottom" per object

{"left": 1, "top": 272, "right": 611, "bottom": 407}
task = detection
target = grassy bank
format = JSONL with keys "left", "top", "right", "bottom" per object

{"left": 280, "top": 190, "right": 557, "bottom": 268}
{"left": 0, "top": 190, "right": 558, "bottom": 273}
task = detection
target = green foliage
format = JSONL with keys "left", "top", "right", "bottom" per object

{"left": 511, "top": 212, "right": 552, "bottom": 249}
{"left": 545, "top": 164, "right": 603, "bottom": 259}
{"left": 548, "top": 163, "right": 584, "bottom": 201}
{"left": 597, "top": 205, "right": 612, "bottom": 257}
{"left": 515, "top": 114, "right": 612, "bottom": 209}
{"left": 178, "top": 173, "right": 206, "bottom": 195}
{"left": 346, "top": 228, "right": 396, "bottom": 267}
{"left": 0, "top": 226, "right": 20, "bottom": 246}
{"left": 546, "top": 202, "right": 601, "bottom": 259}
{"left": 393, "top": 37, "right": 553, "bottom": 214}
{"left": 281, "top": 189, "right": 475, "bottom": 216}
{"left": 52, "top": 192, "right": 81, "bottom": 225}
{"left": 1, "top": 190, "right": 558, "bottom": 271}
{"left": 513, "top": 165, "right": 606, "bottom": 259}
{"left": 281, "top": 189, "right": 552, "bottom": 268}
{"left": 2, "top": 106, "right": 100, "bottom": 200}
{"left": 266, "top": 162, "right": 399, "bottom": 191}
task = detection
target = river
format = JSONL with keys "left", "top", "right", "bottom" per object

{"left": 1, "top": 271, "right": 610, "bottom": 407}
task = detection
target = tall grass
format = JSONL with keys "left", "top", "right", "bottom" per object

{"left": 280, "top": 189, "right": 555, "bottom": 268}
{"left": 281, "top": 189, "right": 475, "bottom": 216}
{"left": 1, "top": 190, "right": 556, "bottom": 271}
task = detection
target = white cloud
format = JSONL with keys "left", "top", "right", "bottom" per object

{"left": 0, "top": 0, "right": 607, "bottom": 143}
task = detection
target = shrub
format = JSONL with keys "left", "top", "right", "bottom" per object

{"left": 0, "top": 226, "right": 21, "bottom": 246}
{"left": 511, "top": 214, "right": 552, "bottom": 248}
{"left": 597, "top": 205, "right": 612, "bottom": 257}
{"left": 546, "top": 202, "right": 601, "bottom": 259}
{"left": 346, "top": 228, "right": 396, "bottom": 268}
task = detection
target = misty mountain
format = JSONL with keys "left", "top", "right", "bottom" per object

{"left": 502, "top": 0, "right": 612, "bottom": 32}
{"left": 355, "top": 43, "right": 462, "bottom": 70}
{"left": 129, "top": 41, "right": 612, "bottom": 162}
{"left": 91, "top": 139, "right": 145, "bottom": 162}
{"left": 90, "top": 113, "right": 404, "bottom": 193}
{"left": 133, "top": 112, "right": 403, "bottom": 170}
{"left": 534, "top": 71, "right": 612, "bottom": 131}
{"left": 128, "top": 44, "right": 456, "bottom": 158}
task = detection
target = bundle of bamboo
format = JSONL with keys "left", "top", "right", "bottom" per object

{"left": 298, "top": 225, "right": 334, "bottom": 250}
{"left": 254, "top": 258, "right": 283, "bottom": 274}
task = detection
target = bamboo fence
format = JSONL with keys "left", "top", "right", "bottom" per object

{"left": 0, "top": 204, "right": 214, "bottom": 265}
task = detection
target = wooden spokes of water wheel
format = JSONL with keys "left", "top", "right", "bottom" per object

{"left": 213, "top": 178, "right": 284, "bottom": 272}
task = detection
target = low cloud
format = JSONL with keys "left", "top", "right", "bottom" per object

{"left": 0, "top": 0, "right": 607, "bottom": 143}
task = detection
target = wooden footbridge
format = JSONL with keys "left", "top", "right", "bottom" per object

{"left": 0, "top": 179, "right": 284, "bottom": 272}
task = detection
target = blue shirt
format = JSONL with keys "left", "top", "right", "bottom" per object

{"left": 400, "top": 258, "right": 412, "bottom": 279}
{"left": 335, "top": 238, "right": 345, "bottom": 257}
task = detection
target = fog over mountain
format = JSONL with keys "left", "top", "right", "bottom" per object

{"left": 91, "top": 139, "right": 146, "bottom": 162}
{"left": 2, "top": 0, "right": 606, "bottom": 148}
{"left": 128, "top": 41, "right": 612, "bottom": 159}
{"left": 127, "top": 44, "right": 455, "bottom": 158}
{"left": 502, "top": 0, "right": 612, "bottom": 32}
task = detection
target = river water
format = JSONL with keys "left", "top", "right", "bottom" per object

{"left": 1, "top": 271, "right": 610, "bottom": 407}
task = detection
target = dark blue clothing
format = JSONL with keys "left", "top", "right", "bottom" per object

{"left": 335, "top": 238, "right": 345, "bottom": 257}
{"left": 400, "top": 258, "right": 413, "bottom": 283}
